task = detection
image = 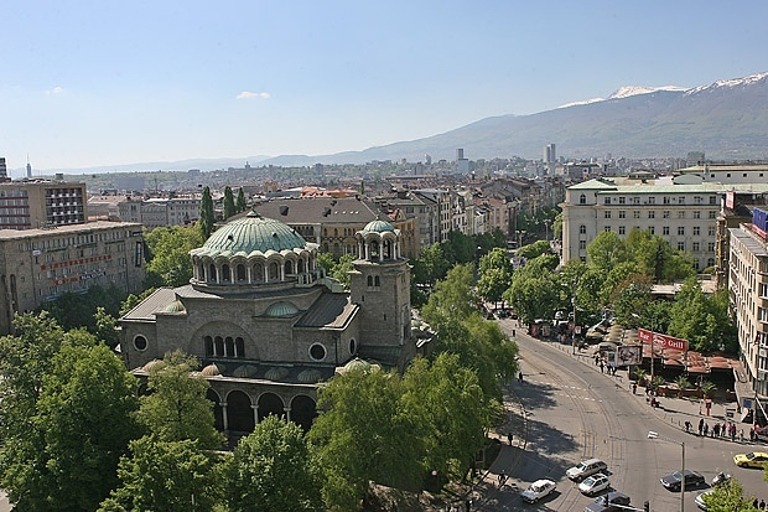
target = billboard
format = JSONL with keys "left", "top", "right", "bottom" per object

{"left": 617, "top": 345, "right": 643, "bottom": 366}
{"left": 638, "top": 328, "right": 689, "bottom": 352}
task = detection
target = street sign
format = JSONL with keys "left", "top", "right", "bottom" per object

{"left": 638, "top": 328, "right": 689, "bottom": 352}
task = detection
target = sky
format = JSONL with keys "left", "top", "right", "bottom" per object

{"left": 1, "top": 1, "right": 767, "bottom": 173}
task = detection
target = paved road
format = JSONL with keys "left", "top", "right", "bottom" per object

{"left": 479, "top": 320, "right": 768, "bottom": 511}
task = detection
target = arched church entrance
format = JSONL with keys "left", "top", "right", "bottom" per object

{"left": 290, "top": 395, "right": 317, "bottom": 432}
{"left": 226, "top": 390, "right": 255, "bottom": 433}
{"left": 257, "top": 392, "right": 285, "bottom": 422}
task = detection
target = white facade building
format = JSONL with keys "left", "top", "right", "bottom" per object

{"left": 562, "top": 176, "right": 723, "bottom": 271}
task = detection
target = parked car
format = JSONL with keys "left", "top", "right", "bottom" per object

{"left": 733, "top": 451, "right": 768, "bottom": 468}
{"left": 660, "top": 469, "right": 706, "bottom": 491}
{"left": 520, "top": 479, "right": 556, "bottom": 503}
{"left": 584, "top": 491, "right": 631, "bottom": 512}
{"left": 695, "top": 489, "right": 714, "bottom": 510}
{"left": 567, "top": 458, "right": 608, "bottom": 481}
{"left": 579, "top": 473, "right": 611, "bottom": 496}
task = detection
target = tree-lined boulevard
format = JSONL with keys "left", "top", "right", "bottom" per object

{"left": 484, "top": 320, "right": 767, "bottom": 511}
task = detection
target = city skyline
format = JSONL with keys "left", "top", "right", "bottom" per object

{"left": 1, "top": 1, "right": 768, "bottom": 172}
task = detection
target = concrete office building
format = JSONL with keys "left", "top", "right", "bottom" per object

{"left": 728, "top": 208, "right": 768, "bottom": 396}
{"left": 0, "top": 220, "right": 145, "bottom": 334}
{"left": 0, "top": 179, "right": 87, "bottom": 230}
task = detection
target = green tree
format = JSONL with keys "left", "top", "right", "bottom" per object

{"left": 99, "top": 437, "right": 220, "bottom": 512}
{"left": 668, "top": 278, "right": 716, "bottom": 352}
{"left": 586, "top": 230, "right": 625, "bottom": 273}
{"left": 223, "top": 416, "right": 323, "bottom": 512}
{"left": 443, "top": 231, "right": 476, "bottom": 265}
{"left": 503, "top": 257, "right": 561, "bottom": 324}
{"left": 701, "top": 478, "right": 758, "bottom": 511}
{"left": 199, "top": 186, "right": 215, "bottom": 239}
{"left": 144, "top": 224, "right": 204, "bottom": 288}
{"left": 610, "top": 275, "right": 654, "bottom": 328}
{"left": 36, "top": 343, "right": 140, "bottom": 511}
{"left": 36, "top": 285, "right": 126, "bottom": 333}
{"left": 476, "top": 266, "right": 511, "bottom": 308}
{"left": 136, "top": 350, "right": 224, "bottom": 450}
{"left": 309, "top": 367, "right": 422, "bottom": 510}
{"left": 236, "top": 187, "right": 247, "bottom": 213}
{"left": 316, "top": 252, "right": 335, "bottom": 274}
{"left": 422, "top": 263, "right": 476, "bottom": 328}
{"left": 478, "top": 247, "right": 513, "bottom": 275}
{"left": 94, "top": 306, "right": 120, "bottom": 349}
{"left": 331, "top": 254, "right": 355, "bottom": 288}
{"left": 516, "top": 240, "right": 551, "bottom": 260}
{"left": 418, "top": 243, "right": 452, "bottom": 285}
{"left": 223, "top": 185, "right": 236, "bottom": 219}
{"left": 401, "top": 354, "right": 489, "bottom": 483}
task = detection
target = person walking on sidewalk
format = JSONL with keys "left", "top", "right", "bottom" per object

{"left": 713, "top": 423, "right": 720, "bottom": 438}
{"left": 698, "top": 418, "right": 704, "bottom": 436}
{"left": 703, "top": 422, "right": 709, "bottom": 437}
{"left": 685, "top": 420, "right": 692, "bottom": 433}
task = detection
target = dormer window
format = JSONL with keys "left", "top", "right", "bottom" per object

{"left": 579, "top": 194, "right": 586, "bottom": 205}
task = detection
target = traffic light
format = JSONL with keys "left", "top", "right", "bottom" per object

{"left": 643, "top": 500, "right": 650, "bottom": 512}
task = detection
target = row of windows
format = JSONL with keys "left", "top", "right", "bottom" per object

{"left": 19, "top": 231, "right": 132, "bottom": 252}
{"left": 580, "top": 225, "right": 715, "bottom": 237}
{"left": 204, "top": 336, "right": 246, "bottom": 358}
{"left": 603, "top": 210, "right": 715, "bottom": 219}
{"left": 579, "top": 194, "right": 718, "bottom": 206}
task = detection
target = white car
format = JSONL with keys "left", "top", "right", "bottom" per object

{"left": 520, "top": 479, "right": 556, "bottom": 503}
{"left": 567, "top": 458, "right": 608, "bottom": 481}
{"left": 578, "top": 473, "right": 610, "bottom": 496}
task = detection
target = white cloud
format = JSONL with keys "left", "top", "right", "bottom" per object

{"left": 236, "top": 91, "right": 270, "bottom": 100}
{"left": 46, "top": 86, "right": 64, "bottom": 95}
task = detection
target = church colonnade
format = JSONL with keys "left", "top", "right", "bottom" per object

{"left": 191, "top": 248, "right": 317, "bottom": 286}
{"left": 206, "top": 388, "right": 318, "bottom": 433}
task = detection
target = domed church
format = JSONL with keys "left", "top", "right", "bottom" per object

{"left": 119, "top": 211, "right": 414, "bottom": 433}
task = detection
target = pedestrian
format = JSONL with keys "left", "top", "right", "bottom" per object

{"left": 698, "top": 418, "right": 704, "bottom": 436}
{"left": 518, "top": 371, "right": 523, "bottom": 383}
{"left": 740, "top": 429, "right": 745, "bottom": 443}
{"left": 632, "top": 382, "right": 637, "bottom": 394}
{"left": 751, "top": 427, "right": 757, "bottom": 442}
{"left": 713, "top": 423, "right": 720, "bottom": 438}
{"left": 498, "top": 471, "right": 505, "bottom": 487}
{"left": 685, "top": 420, "right": 691, "bottom": 433}
{"left": 507, "top": 433, "right": 513, "bottom": 446}
{"left": 600, "top": 362, "right": 604, "bottom": 374}
{"left": 512, "top": 329, "right": 516, "bottom": 337}
{"left": 703, "top": 423, "right": 709, "bottom": 437}
{"left": 754, "top": 498, "right": 759, "bottom": 509}
{"left": 731, "top": 424, "right": 737, "bottom": 441}
{"left": 760, "top": 498, "right": 765, "bottom": 510}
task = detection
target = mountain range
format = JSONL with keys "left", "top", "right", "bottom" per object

{"left": 28, "top": 71, "right": 768, "bottom": 174}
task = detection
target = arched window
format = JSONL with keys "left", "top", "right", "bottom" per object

{"left": 235, "top": 337, "right": 245, "bottom": 358}
{"left": 367, "top": 276, "right": 373, "bottom": 287}
{"left": 253, "top": 263, "right": 264, "bottom": 282}
{"left": 215, "top": 336, "right": 224, "bottom": 357}
{"left": 269, "top": 262, "right": 279, "bottom": 281}
{"left": 579, "top": 194, "right": 586, "bottom": 204}
{"left": 236, "top": 264, "right": 246, "bottom": 282}
{"left": 204, "top": 336, "right": 213, "bottom": 356}
{"left": 222, "top": 264, "right": 231, "bottom": 282}
{"left": 284, "top": 260, "right": 294, "bottom": 275}
{"left": 209, "top": 264, "right": 217, "bottom": 282}
{"left": 374, "top": 276, "right": 380, "bottom": 287}
{"left": 225, "top": 337, "right": 234, "bottom": 357}
{"left": 579, "top": 225, "right": 586, "bottom": 234}
{"left": 298, "top": 259, "right": 305, "bottom": 273}
{"left": 199, "top": 263, "right": 206, "bottom": 281}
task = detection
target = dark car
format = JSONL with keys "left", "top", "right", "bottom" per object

{"left": 584, "top": 491, "right": 631, "bottom": 512}
{"left": 660, "top": 469, "right": 706, "bottom": 491}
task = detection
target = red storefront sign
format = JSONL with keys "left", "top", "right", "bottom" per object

{"left": 638, "top": 328, "right": 689, "bottom": 352}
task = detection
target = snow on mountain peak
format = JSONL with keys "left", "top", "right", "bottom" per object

{"left": 686, "top": 71, "right": 768, "bottom": 95}
{"left": 607, "top": 85, "right": 688, "bottom": 99}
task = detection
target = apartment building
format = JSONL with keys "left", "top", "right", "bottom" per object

{"left": 117, "top": 196, "right": 200, "bottom": 230}
{"left": 679, "top": 163, "right": 768, "bottom": 185}
{"left": 562, "top": 175, "right": 723, "bottom": 271}
{"left": 373, "top": 190, "right": 441, "bottom": 248}
{"left": 251, "top": 196, "right": 418, "bottom": 259}
{"left": 0, "top": 179, "right": 87, "bottom": 229}
{"left": 728, "top": 208, "right": 768, "bottom": 396}
{"left": 0, "top": 221, "right": 146, "bottom": 334}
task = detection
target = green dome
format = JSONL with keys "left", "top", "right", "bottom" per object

{"left": 201, "top": 211, "right": 307, "bottom": 255}
{"left": 265, "top": 301, "right": 299, "bottom": 317}
{"left": 362, "top": 219, "right": 395, "bottom": 233}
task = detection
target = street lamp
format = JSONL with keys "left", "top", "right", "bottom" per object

{"left": 648, "top": 431, "right": 686, "bottom": 512}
